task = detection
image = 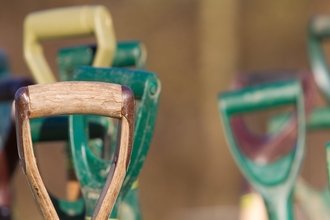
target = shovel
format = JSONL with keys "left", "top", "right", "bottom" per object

{"left": 219, "top": 80, "right": 305, "bottom": 220}
{"left": 58, "top": 41, "right": 147, "bottom": 81}
{"left": 23, "top": 5, "right": 117, "bottom": 216}
{"left": 70, "top": 66, "right": 161, "bottom": 219}
{"left": 0, "top": 77, "right": 34, "bottom": 220}
{"left": 57, "top": 41, "right": 148, "bottom": 220}
{"left": 15, "top": 81, "right": 134, "bottom": 220}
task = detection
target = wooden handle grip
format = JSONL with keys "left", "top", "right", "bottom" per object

{"left": 14, "top": 81, "right": 134, "bottom": 219}
{"left": 24, "top": 5, "right": 116, "bottom": 83}
{"left": 27, "top": 81, "right": 123, "bottom": 119}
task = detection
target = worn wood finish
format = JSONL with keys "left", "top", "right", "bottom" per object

{"left": 15, "top": 82, "right": 134, "bottom": 219}
{"left": 28, "top": 81, "right": 122, "bottom": 119}
{"left": 93, "top": 116, "right": 131, "bottom": 220}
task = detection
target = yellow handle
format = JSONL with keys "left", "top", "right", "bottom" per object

{"left": 24, "top": 5, "right": 116, "bottom": 83}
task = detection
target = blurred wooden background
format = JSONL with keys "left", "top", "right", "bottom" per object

{"left": 1, "top": 0, "right": 330, "bottom": 219}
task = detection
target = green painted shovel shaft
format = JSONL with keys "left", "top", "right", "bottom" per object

{"left": 308, "top": 16, "right": 330, "bottom": 100}
{"left": 0, "top": 51, "right": 12, "bottom": 153}
{"left": 59, "top": 42, "right": 148, "bottom": 220}
{"left": 0, "top": 50, "right": 9, "bottom": 77}
{"left": 326, "top": 142, "right": 330, "bottom": 189}
{"left": 219, "top": 80, "right": 305, "bottom": 220}
{"left": 308, "top": 16, "right": 330, "bottom": 211}
{"left": 269, "top": 107, "right": 330, "bottom": 133}
{"left": 264, "top": 192, "right": 294, "bottom": 220}
{"left": 70, "top": 67, "right": 160, "bottom": 219}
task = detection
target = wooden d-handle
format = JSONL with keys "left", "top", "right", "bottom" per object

{"left": 24, "top": 5, "right": 116, "bottom": 83}
{"left": 15, "top": 81, "right": 134, "bottom": 220}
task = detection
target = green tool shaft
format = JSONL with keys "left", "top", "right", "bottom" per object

{"left": 263, "top": 191, "right": 294, "bottom": 220}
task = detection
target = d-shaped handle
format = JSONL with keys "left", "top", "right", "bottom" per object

{"left": 308, "top": 16, "right": 330, "bottom": 100}
{"left": 15, "top": 82, "right": 134, "bottom": 220}
{"left": 24, "top": 5, "right": 116, "bottom": 83}
{"left": 219, "top": 80, "right": 305, "bottom": 220}
{"left": 220, "top": 80, "right": 301, "bottom": 115}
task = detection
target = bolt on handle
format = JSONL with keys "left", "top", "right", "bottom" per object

{"left": 24, "top": 5, "right": 116, "bottom": 83}
{"left": 15, "top": 81, "right": 134, "bottom": 220}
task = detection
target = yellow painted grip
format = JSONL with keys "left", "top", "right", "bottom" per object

{"left": 24, "top": 5, "right": 116, "bottom": 83}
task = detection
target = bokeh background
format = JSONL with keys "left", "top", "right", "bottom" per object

{"left": 1, "top": 0, "right": 330, "bottom": 219}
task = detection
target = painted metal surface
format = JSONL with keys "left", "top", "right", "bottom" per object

{"left": 219, "top": 80, "right": 305, "bottom": 220}
{"left": 69, "top": 66, "right": 160, "bottom": 219}
{"left": 0, "top": 51, "right": 12, "bottom": 152}
{"left": 51, "top": 42, "right": 148, "bottom": 220}
{"left": 269, "top": 108, "right": 330, "bottom": 220}
{"left": 0, "top": 51, "right": 34, "bottom": 220}
{"left": 231, "top": 70, "right": 314, "bottom": 163}
{"left": 308, "top": 16, "right": 330, "bottom": 101}
{"left": 57, "top": 41, "right": 146, "bottom": 81}
{"left": 231, "top": 70, "right": 330, "bottom": 220}
{"left": 23, "top": 6, "right": 149, "bottom": 219}
{"left": 28, "top": 42, "right": 153, "bottom": 219}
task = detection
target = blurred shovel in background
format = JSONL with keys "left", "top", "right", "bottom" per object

{"left": 218, "top": 80, "right": 305, "bottom": 220}
{"left": 233, "top": 70, "right": 330, "bottom": 219}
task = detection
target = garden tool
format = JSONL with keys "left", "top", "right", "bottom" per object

{"left": 230, "top": 70, "right": 319, "bottom": 220}
{"left": 28, "top": 66, "right": 158, "bottom": 220}
{"left": 307, "top": 15, "right": 330, "bottom": 213}
{"left": 308, "top": 15, "right": 330, "bottom": 101}
{"left": 326, "top": 142, "right": 330, "bottom": 190}
{"left": 24, "top": 5, "right": 116, "bottom": 84}
{"left": 23, "top": 4, "right": 117, "bottom": 214}
{"left": 295, "top": 108, "right": 330, "bottom": 219}
{"left": 0, "top": 77, "right": 33, "bottom": 220}
{"left": 251, "top": 107, "right": 330, "bottom": 220}
{"left": 15, "top": 81, "right": 134, "bottom": 220}
{"left": 0, "top": 51, "right": 13, "bottom": 155}
{"left": 236, "top": 70, "right": 330, "bottom": 219}
{"left": 231, "top": 70, "right": 314, "bottom": 163}
{"left": 57, "top": 41, "right": 146, "bottom": 81}
{"left": 57, "top": 42, "right": 146, "bottom": 159}
{"left": 70, "top": 66, "right": 160, "bottom": 219}
{"left": 0, "top": 50, "right": 34, "bottom": 220}
{"left": 57, "top": 42, "right": 147, "bottom": 220}
{"left": 24, "top": 6, "right": 157, "bottom": 219}
{"left": 219, "top": 80, "right": 305, "bottom": 220}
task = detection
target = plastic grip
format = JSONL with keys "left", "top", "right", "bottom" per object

{"left": 24, "top": 5, "right": 116, "bottom": 83}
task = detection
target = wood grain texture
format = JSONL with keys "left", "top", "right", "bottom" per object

{"left": 15, "top": 82, "right": 134, "bottom": 219}
{"left": 22, "top": 119, "right": 59, "bottom": 219}
{"left": 92, "top": 117, "right": 131, "bottom": 219}
{"left": 28, "top": 81, "right": 122, "bottom": 119}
